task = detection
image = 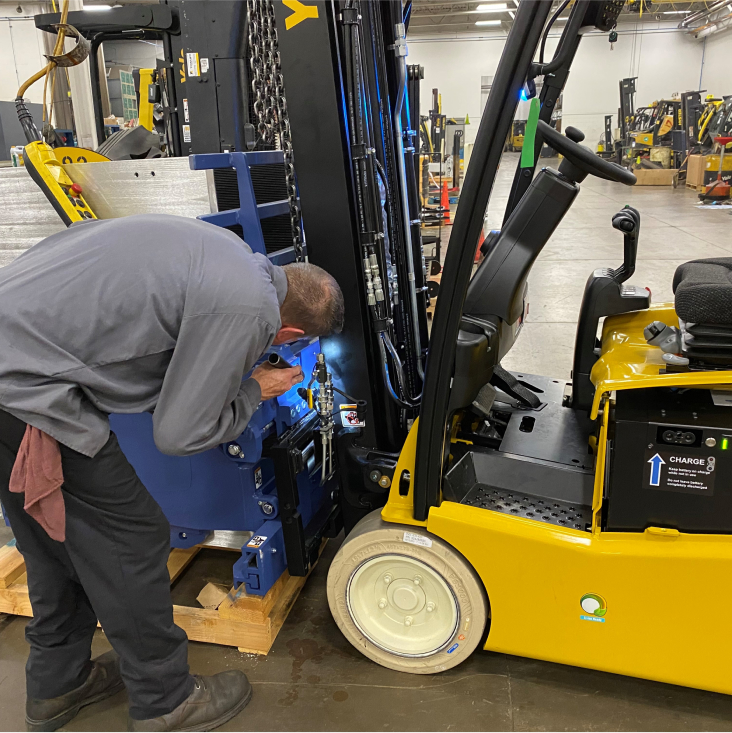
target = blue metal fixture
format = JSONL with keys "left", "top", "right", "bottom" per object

{"left": 189, "top": 150, "right": 302, "bottom": 265}
{"left": 109, "top": 151, "right": 333, "bottom": 596}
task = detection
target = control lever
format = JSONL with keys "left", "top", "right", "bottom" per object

{"left": 571, "top": 206, "right": 650, "bottom": 413}
{"left": 609, "top": 205, "right": 640, "bottom": 283}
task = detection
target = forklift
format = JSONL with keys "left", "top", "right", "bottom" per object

{"left": 14, "top": 0, "right": 732, "bottom": 697}
{"left": 326, "top": 0, "right": 732, "bottom": 697}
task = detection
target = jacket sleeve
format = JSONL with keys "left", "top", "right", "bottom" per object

{"left": 152, "top": 312, "right": 273, "bottom": 456}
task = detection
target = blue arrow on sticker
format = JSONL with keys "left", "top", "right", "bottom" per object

{"left": 648, "top": 453, "right": 665, "bottom": 486}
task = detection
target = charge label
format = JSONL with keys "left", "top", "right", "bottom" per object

{"left": 644, "top": 448, "right": 716, "bottom": 496}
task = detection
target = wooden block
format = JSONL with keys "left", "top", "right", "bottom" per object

{"left": 0, "top": 542, "right": 25, "bottom": 589}
{"left": 218, "top": 571, "right": 288, "bottom": 625}
{"left": 173, "top": 604, "right": 273, "bottom": 655}
{"left": 167, "top": 546, "right": 201, "bottom": 583}
{"left": 196, "top": 582, "right": 229, "bottom": 610}
{"left": 0, "top": 583, "right": 33, "bottom": 617}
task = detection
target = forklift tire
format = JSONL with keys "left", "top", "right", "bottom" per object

{"left": 327, "top": 509, "right": 488, "bottom": 674}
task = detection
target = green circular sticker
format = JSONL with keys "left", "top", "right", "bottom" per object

{"left": 580, "top": 593, "right": 607, "bottom": 617}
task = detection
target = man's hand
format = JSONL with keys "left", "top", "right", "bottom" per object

{"left": 251, "top": 363, "right": 304, "bottom": 401}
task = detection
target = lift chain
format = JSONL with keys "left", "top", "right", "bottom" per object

{"left": 247, "top": 0, "right": 304, "bottom": 261}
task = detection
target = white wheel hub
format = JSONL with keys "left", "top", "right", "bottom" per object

{"left": 346, "top": 554, "right": 459, "bottom": 657}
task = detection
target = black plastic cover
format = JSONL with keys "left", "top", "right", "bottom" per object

{"left": 606, "top": 387, "right": 732, "bottom": 533}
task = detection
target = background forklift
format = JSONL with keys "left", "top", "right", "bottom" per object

{"left": 327, "top": 0, "right": 732, "bottom": 697}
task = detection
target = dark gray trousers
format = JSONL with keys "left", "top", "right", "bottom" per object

{"left": 0, "top": 409, "right": 194, "bottom": 720}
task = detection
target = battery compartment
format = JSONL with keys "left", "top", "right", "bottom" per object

{"left": 605, "top": 386, "right": 732, "bottom": 533}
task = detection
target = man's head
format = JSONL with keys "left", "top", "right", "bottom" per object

{"left": 274, "top": 263, "right": 345, "bottom": 344}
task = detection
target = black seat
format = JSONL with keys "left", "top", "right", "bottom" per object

{"left": 674, "top": 258, "right": 732, "bottom": 325}
{"left": 674, "top": 258, "right": 732, "bottom": 364}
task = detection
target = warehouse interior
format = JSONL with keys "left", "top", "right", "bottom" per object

{"left": 1, "top": 0, "right": 732, "bottom": 731}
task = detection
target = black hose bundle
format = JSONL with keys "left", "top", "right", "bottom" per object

{"left": 15, "top": 97, "right": 42, "bottom": 144}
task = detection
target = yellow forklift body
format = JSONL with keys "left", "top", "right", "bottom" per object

{"left": 589, "top": 304, "right": 732, "bottom": 419}
{"left": 138, "top": 68, "right": 155, "bottom": 132}
{"left": 632, "top": 131, "right": 654, "bottom": 147}
{"left": 427, "top": 499, "right": 732, "bottom": 695}
{"left": 381, "top": 303, "right": 732, "bottom": 693}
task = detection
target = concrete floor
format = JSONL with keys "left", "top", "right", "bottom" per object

{"left": 2, "top": 153, "right": 732, "bottom": 731}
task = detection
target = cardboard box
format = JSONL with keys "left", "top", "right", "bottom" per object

{"left": 634, "top": 168, "right": 678, "bottom": 186}
{"left": 687, "top": 153, "right": 732, "bottom": 188}
{"left": 687, "top": 154, "right": 706, "bottom": 188}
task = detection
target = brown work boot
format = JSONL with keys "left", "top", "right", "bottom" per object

{"left": 127, "top": 671, "right": 252, "bottom": 732}
{"left": 26, "top": 650, "right": 124, "bottom": 732}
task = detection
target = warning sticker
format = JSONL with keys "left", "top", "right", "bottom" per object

{"left": 186, "top": 52, "right": 200, "bottom": 77}
{"left": 182, "top": 125, "right": 191, "bottom": 143}
{"left": 255, "top": 467, "right": 263, "bottom": 489}
{"left": 403, "top": 531, "right": 432, "bottom": 548}
{"left": 340, "top": 404, "right": 365, "bottom": 428}
{"left": 247, "top": 535, "right": 267, "bottom": 548}
{"left": 200, "top": 57, "right": 209, "bottom": 73}
{"left": 644, "top": 448, "right": 716, "bottom": 496}
{"left": 183, "top": 98, "right": 189, "bottom": 123}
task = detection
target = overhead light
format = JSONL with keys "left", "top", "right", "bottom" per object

{"left": 475, "top": 3, "right": 508, "bottom": 11}
{"left": 662, "top": 9, "right": 691, "bottom": 13}
{"left": 86, "top": 4, "right": 113, "bottom": 9}
{"left": 475, "top": 19, "right": 502, "bottom": 26}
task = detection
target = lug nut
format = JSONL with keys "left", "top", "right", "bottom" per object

{"left": 261, "top": 502, "right": 274, "bottom": 515}
{"left": 383, "top": 574, "right": 392, "bottom": 584}
{"left": 404, "top": 616, "right": 413, "bottom": 627}
{"left": 413, "top": 575, "right": 422, "bottom": 586}
{"left": 378, "top": 598, "right": 387, "bottom": 609}
{"left": 227, "top": 444, "right": 242, "bottom": 456}
{"left": 426, "top": 602, "right": 435, "bottom": 612}
{"left": 378, "top": 475, "right": 392, "bottom": 488}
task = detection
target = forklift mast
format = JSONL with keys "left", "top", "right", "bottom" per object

{"left": 28, "top": 1, "right": 430, "bottom": 546}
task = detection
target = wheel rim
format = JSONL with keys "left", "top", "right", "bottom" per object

{"left": 346, "top": 554, "right": 459, "bottom": 658}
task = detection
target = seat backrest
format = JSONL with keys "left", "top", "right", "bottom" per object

{"left": 463, "top": 167, "right": 577, "bottom": 327}
{"left": 674, "top": 258, "right": 732, "bottom": 325}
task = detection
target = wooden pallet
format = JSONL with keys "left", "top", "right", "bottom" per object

{"left": 0, "top": 539, "right": 321, "bottom": 655}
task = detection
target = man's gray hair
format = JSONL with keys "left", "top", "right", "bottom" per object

{"left": 281, "top": 263, "right": 345, "bottom": 337}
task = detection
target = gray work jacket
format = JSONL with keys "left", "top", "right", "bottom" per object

{"left": 0, "top": 214, "right": 287, "bottom": 457}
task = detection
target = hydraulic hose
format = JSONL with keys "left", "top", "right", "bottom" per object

{"left": 393, "top": 32, "right": 425, "bottom": 381}
{"left": 378, "top": 334, "right": 418, "bottom": 409}
{"left": 382, "top": 331, "right": 420, "bottom": 404}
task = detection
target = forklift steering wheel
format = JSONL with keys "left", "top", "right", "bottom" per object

{"left": 537, "top": 120, "right": 637, "bottom": 186}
